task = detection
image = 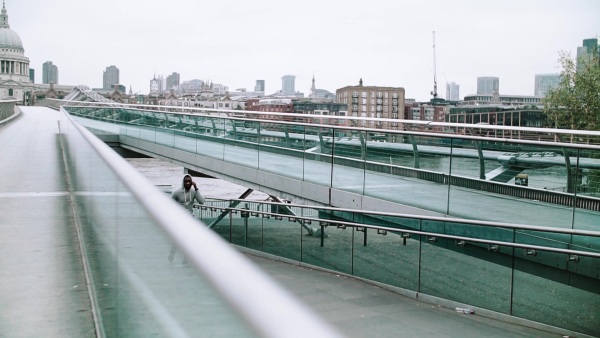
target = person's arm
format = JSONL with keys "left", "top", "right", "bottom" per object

{"left": 192, "top": 182, "right": 205, "bottom": 205}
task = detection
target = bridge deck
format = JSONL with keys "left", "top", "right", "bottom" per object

{"left": 0, "top": 107, "right": 95, "bottom": 337}
{"left": 0, "top": 107, "right": 565, "bottom": 337}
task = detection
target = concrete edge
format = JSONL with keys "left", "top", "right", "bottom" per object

{"left": 0, "top": 105, "right": 22, "bottom": 128}
{"left": 234, "top": 245, "right": 594, "bottom": 338}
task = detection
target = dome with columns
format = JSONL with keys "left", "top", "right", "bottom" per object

{"left": 0, "top": 1, "right": 24, "bottom": 52}
{"left": 0, "top": 1, "right": 22, "bottom": 51}
{"left": 0, "top": 1, "right": 33, "bottom": 101}
{"left": 0, "top": 24, "right": 23, "bottom": 50}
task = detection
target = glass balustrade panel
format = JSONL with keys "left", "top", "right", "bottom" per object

{"left": 260, "top": 211, "right": 303, "bottom": 262}
{"left": 512, "top": 252, "right": 600, "bottom": 336}
{"left": 301, "top": 221, "right": 353, "bottom": 275}
{"left": 573, "top": 148, "right": 600, "bottom": 232}
{"left": 329, "top": 129, "right": 365, "bottom": 194}
{"left": 352, "top": 216, "right": 420, "bottom": 291}
{"left": 171, "top": 113, "right": 199, "bottom": 153}
{"left": 193, "top": 116, "right": 225, "bottom": 160}
{"left": 154, "top": 112, "right": 175, "bottom": 148}
{"left": 222, "top": 119, "right": 258, "bottom": 169}
{"left": 418, "top": 220, "right": 512, "bottom": 314}
{"left": 257, "top": 122, "right": 305, "bottom": 181}
{"left": 64, "top": 116, "right": 257, "bottom": 337}
{"left": 302, "top": 126, "right": 334, "bottom": 188}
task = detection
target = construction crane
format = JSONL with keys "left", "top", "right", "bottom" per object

{"left": 430, "top": 30, "right": 438, "bottom": 99}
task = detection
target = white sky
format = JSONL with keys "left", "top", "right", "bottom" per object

{"left": 7, "top": 0, "right": 600, "bottom": 101}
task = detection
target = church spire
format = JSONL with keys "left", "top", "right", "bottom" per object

{"left": 1, "top": 0, "right": 10, "bottom": 28}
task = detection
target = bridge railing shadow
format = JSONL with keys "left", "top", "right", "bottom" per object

{"left": 196, "top": 199, "right": 600, "bottom": 337}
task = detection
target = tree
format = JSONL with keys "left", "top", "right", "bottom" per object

{"left": 543, "top": 47, "right": 600, "bottom": 131}
{"left": 542, "top": 46, "right": 600, "bottom": 195}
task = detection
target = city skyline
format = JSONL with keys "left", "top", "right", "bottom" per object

{"left": 8, "top": 0, "right": 600, "bottom": 101}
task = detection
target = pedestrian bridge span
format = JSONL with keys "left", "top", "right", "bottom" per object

{"left": 3, "top": 102, "right": 598, "bottom": 337}
{"left": 62, "top": 103, "right": 600, "bottom": 231}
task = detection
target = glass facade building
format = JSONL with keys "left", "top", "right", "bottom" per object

{"left": 476, "top": 76, "right": 499, "bottom": 95}
{"left": 103, "top": 65, "right": 119, "bottom": 90}
{"left": 534, "top": 74, "right": 560, "bottom": 97}
{"left": 42, "top": 61, "right": 58, "bottom": 84}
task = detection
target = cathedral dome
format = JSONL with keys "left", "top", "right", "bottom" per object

{"left": 0, "top": 1, "right": 23, "bottom": 51}
{"left": 0, "top": 27, "right": 23, "bottom": 50}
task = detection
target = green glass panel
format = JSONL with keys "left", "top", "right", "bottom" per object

{"left": 325, "top": 130, "right": 365, "bottom": 194}
{"left": 230, "top": 213, "right": 249, "bottom": 247}
{"left": 195, "top": 117, "right": 225, "bottom": 160}
{"left": 447, "top": 222, "right": 514, "bottom": 246}
{"left": 419, "top": 220, "right": 512, "bottom": 313}
{"left": 353, "top": 222, "right": 420, "bottom": 290}
{"left": 303, "top": 127, "right": 333, "bottom": 187}
{"left": 512, "top": 258, "right": 600, "bottom": 336}
{"left": 223, "top": 119, "right": 258, "bottom": 169}
{"left": 301, "top": 224, "right": 353, "bottom": 274}
{"left": 261, "top": 217, "right": 302, "bottom": 261}
{"left": 65, "top": 119, "right": 256, "bottom": 337}
{"left": 303, "top": 153, "right": 333, "bottom": 187}
{"left": 573, "top": 148, "right": 600, "bottom": 231}
{"left": 257, "top": 124, "right": 305, "bottom": 181}
{"left": 244, "top": 216, "right": 264, "bottom": 252}
{"left": 155, "top": 113, "right": 175, "bottom": 147}
{"left": 332, "top": 129, "right": 363, "bottom": 160}
{"left": 568, "top": 233, "right": 600, "bottom": 280}
{"left": 204, "top": 207, "right": 233, "bottom": 242}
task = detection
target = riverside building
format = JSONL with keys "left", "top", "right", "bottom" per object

{"left": 335, "top": 79, "right": 405, "bottom": 129}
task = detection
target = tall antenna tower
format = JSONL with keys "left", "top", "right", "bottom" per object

{"left": 430, "top": 31, "right": 438, "bottom": 99}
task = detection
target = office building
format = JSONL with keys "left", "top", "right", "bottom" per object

{"left": 336, "top": 79, "right": 405, "bottom": 129}
{"left": 29, "top": 69, "right": 34, "bottom": 83}
{"left": 281, "top": 75, "right": 295, "bottom": 95}
{"left": 42, "top": 61, "right": 58, "bottom": 84}
{"left": 255, "top": 80, "right": 265, "bottom": 93}
{"left": 534, "top": 74, "right": 560, "bottom": 97}
{"left": 180, "top": 79, "right": 204, "bottom": 94}
{"left": 477, "top": 77, "right": 499, "bottom": 95}
{"left": 446, "top": 82, "right": 460, "bottom": 101}
{"left": 166, "top": 72, "right": 180, "bottom": 92}
{"left": 157, "top": 75, "right": 165, "bottom": 94}
{"left": 103, "top": 65, "right": 119, "bottom": 90}
{"left": 576, "top": 38, "right": 598, "bottom": 71}
{"left": 463, "top": 94, "right": 542, "bottom": 106}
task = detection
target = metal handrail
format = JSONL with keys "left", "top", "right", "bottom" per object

{"left": 60, "top": 107, "right": 343, "bottom": 338}
{"left": 54, "top": 99, "right": 600, "bottom": 143}
{"left": 216, "top": 206, "right": 600, "bottom": 258}
{"left": 220, "top": 199, "right": 600, "bottom": 238}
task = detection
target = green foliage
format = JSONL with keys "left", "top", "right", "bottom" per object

{"left": 543, "top": 47, "right": 600, "bottom": 130}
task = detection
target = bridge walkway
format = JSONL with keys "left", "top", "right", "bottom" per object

{"left": 0, "top": 107, "right": 96, "bottom": 337}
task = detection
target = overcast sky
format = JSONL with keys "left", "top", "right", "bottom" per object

{"left": 7, "top": 0, "right": 600, "bottom": 101}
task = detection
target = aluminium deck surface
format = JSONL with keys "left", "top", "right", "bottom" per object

{"left": 0, "top": 107, "right": 95, "bottom": 337}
